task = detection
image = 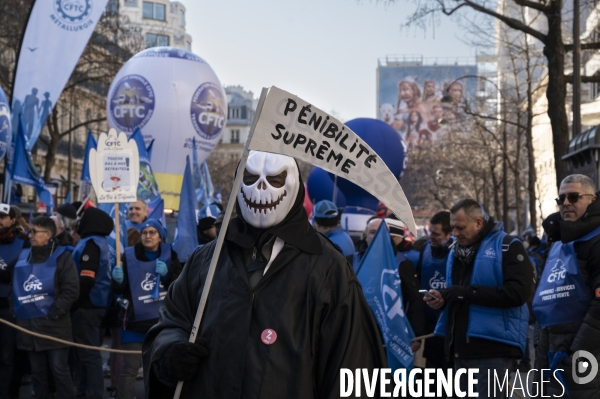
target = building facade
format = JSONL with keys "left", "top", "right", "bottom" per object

{"left": 119, "top": 0, "right": 192, "bottom": 50}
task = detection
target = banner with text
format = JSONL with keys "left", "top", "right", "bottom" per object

{"left": 250, "top": 87, "right": 416, "bottom": 233}
{"left": 89, "top": 129, "right": 139, "bottom": 203}
{"left": 12, "top": 0, "right": 109, "bottom": 148}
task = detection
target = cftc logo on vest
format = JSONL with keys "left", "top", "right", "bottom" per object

{"left": 547, "top": 259, "right": 567, "bottom": 283}
{"left": 141, "top": 273, "right": 157, "bottom": 291}
{"left": 190, "top": 82, "right": 226, "bottom": 140}
{"left": 109, "top": 74, "right": 155, "bottom": 133}
{"left": 51, "top": 0, "right": 95, "bottom": 31}
{"left": 483, "top": 247, "right": 496, "bottom": 258}
{"left": 429, "top": 270, "right": 447, "bottom": 290}
{"left": 23, "top": 274, "right": 42, "bottom": 292}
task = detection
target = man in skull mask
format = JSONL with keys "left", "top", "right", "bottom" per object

{"left": 143, "top": 151, "right": 387, "bottom": 398}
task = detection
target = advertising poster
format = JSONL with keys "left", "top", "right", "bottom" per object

{"left": 377, "top": 64, "right": 477, "bottom": 151}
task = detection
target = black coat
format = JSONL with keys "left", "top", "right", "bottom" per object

{"left": 14, "top": 242, "right": 79, "bottom": 351}
{"left": 441, "top": 219, "right": 533, "bottom": 360}
{"left": 536, "top": 200, "right": 600, "bottom": 397}
{"left": 143, "top": 234, "right": 387, "bottom": 399}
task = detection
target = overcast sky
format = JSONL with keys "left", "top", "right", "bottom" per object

{"left": 179, "top": 0, "right": 474, "bottom": 122}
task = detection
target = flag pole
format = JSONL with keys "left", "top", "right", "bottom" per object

{"left": 173, "top": 87, "right": 269, "bottom": 399}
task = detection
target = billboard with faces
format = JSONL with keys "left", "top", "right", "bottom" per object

{"left": 377, "top": 64, "right": 477, "bottom": 151}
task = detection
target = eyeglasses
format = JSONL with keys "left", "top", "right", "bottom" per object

{"left": 141, "top": 230, "right": 158, "bottom": 237}
{"left": 29, "top": 229, "right": 50, "bottom": 236}
{"left": 555, "top": 193, "right": 595, "bottom": 205}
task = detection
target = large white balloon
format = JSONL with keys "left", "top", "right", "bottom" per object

{"left": 106, "top": 47, "right": 227, "bottom": 209}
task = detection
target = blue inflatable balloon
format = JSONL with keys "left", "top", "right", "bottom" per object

{"left": 306, "top": 167, "right": 346, "bottom": 207}
{"left": 308, "top": 118, "right": 407, "bottom": 213}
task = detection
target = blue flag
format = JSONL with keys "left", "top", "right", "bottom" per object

{"left": 146, "top": 139, "right": 155, "bottom": 161}
{"left": 11, "top": 119, "right": 54, "bottom": 209}
{"left": 356, "top": 221, "right": 415, "bottom": 371}
{"left": 65, "top": 190, "right": 71, "bottom": 204}
{"left": 173, "top": 156, "right": 199, "bottom": 263}
{"left": 131, "top": 128, "right": 162, "bottom": 219}
{"left": 81, "top": 131, "right": 97, "bottom": 185}
{"left": 98, "top": 202, "right": 128, "bottom": 267}
{"left": 201, "top": 161, "right": 214, "bottom": 203}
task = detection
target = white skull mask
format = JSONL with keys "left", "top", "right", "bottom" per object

{"left": 237, "top": 151, "right": 299, "bottom": 229}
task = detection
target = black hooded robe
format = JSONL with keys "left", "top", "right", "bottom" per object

{"left": 143, "top": 234, "right": 387, "bottom": 399}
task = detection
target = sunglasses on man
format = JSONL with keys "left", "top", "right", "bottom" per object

{"left": 555, "top": 192, "right": 595, "bottom": 205}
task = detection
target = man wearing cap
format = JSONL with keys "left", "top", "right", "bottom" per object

{"left": 0, "top": 204, "right": 30, "bottom": 399}
{"left": 127, "top": 199, "right": 149, "bottom": 231}
{"left": 353, "top": 217, "right": 425, "bottom": 352}
{"left": 425, "top": 199, "right": 531, "bottom": 397}
{"left": 56, "top": 203, "right": 77, "bottom": 233}
{"left": 312, "top": 200, "right": 354, "bottom": 257}
{"left": 197, "top": 204, "right": 221, "bottom": 246}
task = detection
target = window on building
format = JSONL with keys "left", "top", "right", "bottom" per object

{"left": 124, "top": 0, "right": 138, "bottom": 6}
{"left": 142, "top": 2, "right": 166, "bottom": 20}
{"left": 146, "top": 33, "right": 169, "bottom": 48}
{"left": 179, "top": 9, "right": 185, "bottom": 26}
{"left": 230, "top": 108, "right": 240, "bottom": 119}
{"left": 231, "top": 129, "right": 240, "bottom": 144}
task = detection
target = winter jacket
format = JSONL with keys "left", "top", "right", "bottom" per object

{"left": 110, "top": 242, "right": 182, "bottom": 335}
{"left": 14, "top": 241, "right": 79, "bottom": 351}
{"left": 72, "top": 207, "right": 114, "bottom": 310}
{"left": 436, "top": 226, "right": 530, "bottom": 354}
{"left": 536, "top": 200, "right": 600, "bottom": 398}
{"left": 143, "top": 234, "right": 387, "bottom": 399}
{"left": 436, "top": 218, "right": 532, "bottom": 361}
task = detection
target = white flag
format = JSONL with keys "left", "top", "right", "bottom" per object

{"left": 250, "top": 87, "right": 416, "bottom": 233}
{"left": 11, "top": 0, "right": 110, "bottom": 148}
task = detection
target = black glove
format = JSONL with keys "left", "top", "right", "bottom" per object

{"left": 48, "top": 306, "right": 66, "bottom": 321}
{"left": 160, "top": 338, "right": 209, "bottom": 382}
{"left": 442, "top": 285, "right": 470, "bottom": 303}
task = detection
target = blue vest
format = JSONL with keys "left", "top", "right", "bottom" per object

{"left": 420, "top": 241, "right": 448, "bottom": 318}
{"left": 0, "top": 237, "right": 24, "bottom": 297}
{"left": 395, "top": 251, "right": 408, "bottom": 266}
{"left": 125, "top": 243, "right": 172, "bottom": 322}
{"left": 434, "top": 229, "right": 529, "bottom": 354}
{"left": 73, "top": 236, "right": 111, "bottom": 307}
{"left": 13, "top": 246, "right": 66, "bottom": 320}
{"left": 326, "top": 226, "right": 355, "bottom": 257}
{"left": 532, "top": 226, "right": 600, "bottom": 327}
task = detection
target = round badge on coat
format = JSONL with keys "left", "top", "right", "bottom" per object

{"left": 261, "top": 329, "right": 277, "bottom": 345}
{"left": 82, "top": 255, "right": 90, "bottom": 261}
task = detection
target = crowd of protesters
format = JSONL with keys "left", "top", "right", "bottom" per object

{"left": 0, "top": 168, "right": 597, "bottom": 399}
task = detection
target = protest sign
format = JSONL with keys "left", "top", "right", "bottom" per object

{"left": 89, "top": 129, "right": 139, "bottom": 204}
{"left": 250, "top": 86, "right": 416, "bottom": 233}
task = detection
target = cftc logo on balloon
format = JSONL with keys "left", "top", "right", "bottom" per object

{"left": 109, "top": 74, "right": 155, "bottom": 133}
{"left": 190, "top": 82, "right": 226, "bottom": 140}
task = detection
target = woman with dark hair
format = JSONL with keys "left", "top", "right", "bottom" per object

{"left": 13, "top": 216, "right": 78, "bottom": 399}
